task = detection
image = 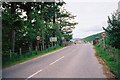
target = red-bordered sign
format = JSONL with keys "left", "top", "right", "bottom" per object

{"left": 36, "top": 36, "right": 40, "bottom": 40}
{"left": 101, "top": 32, "right": 106, "bottom": 38}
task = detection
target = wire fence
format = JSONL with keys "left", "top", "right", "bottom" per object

{"left": 98, "top": 39, "right": 120, "bottom": 63}
{"left": 2, "top": 41, "right": 73, "bottom": 63}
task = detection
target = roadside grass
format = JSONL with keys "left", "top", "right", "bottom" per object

{"left": 94, "top": 45, "right": 120, "bottom": 78}
{"left": 3, "top": 45, "right": 64, "bottom": 68}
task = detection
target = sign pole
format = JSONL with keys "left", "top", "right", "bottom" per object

{"left": 52, "top": 42, "right": 53, "bottom": 47}
{"left": 50, "top": 37, "right": 57, "bottom": 47}
{"left": 104, "top": 37, "right": 106, "bottom": 50}
{"left": 37, "top": 40, "right": 39, "bottom": 50}
{"left": 101, "top": 32, "right": 106, "bottom": 50}
{"left": 36, "top": 36, "right": 40, "bottom": 51}
{"left": 103, "top": 38, "right": 105, "bottom": 50}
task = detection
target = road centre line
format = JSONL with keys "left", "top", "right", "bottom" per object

{"left": 49, "top": 56, "right": 65, "bottom": 65}
{"left": 26, "top": 56, "right": 65, "bottom": 79}
{"left": 26, "top": 69, "right": 43, "bottom": 80}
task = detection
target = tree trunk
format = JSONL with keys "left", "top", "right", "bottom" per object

{"left": 41, "top": 3, "right": 44, "bottom": 50}
{"left": 11, "top": 30, "right": 15, "bottom": 52}
{"left": 42, "top": 29, "right": 44, "bottom": 50}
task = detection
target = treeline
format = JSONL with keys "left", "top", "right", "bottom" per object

{"left": 2, "top": 1, "right": 77, "bottom": 58}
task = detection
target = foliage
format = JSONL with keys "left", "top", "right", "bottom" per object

{"left": 2, "top": 1, "right": 77, "bottom": 63}
{"left": 103, "top": 13, "right": 120, "bottom": 49}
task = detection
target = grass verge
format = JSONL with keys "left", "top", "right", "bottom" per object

{"left": 3, "top": 45, "right": 64, "bottom": 68}
{"left": 94, "top": 45, "right": 120, "bottom": 78}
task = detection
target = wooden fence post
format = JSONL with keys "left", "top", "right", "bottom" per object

{"left": 29, "top": 47, "right": 31, "bottom": 52}
{"left": 48, "top": 44, "right": 50, "bottom": 48}
{"left": 41, "top": 45, "right": 42, "bottom": 51}
{"left": 10, "top": 50, "right": 12, "bottom": 59}
{"left": 36, "top": 46, "right": 37, "bottom": 51}
{"left": 20, "top": 48, "right": 22, "bottom": 56}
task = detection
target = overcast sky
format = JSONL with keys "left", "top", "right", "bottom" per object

{"left": 64, "top": 0, "right": 119, "bottom": 38}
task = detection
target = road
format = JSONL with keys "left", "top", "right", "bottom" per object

{"left": 3, "top": 43, "right": 106, "bottom": 79}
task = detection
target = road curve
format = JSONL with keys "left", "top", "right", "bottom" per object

{"left": 3, "top": 43, "right": 106, "bottom": 78}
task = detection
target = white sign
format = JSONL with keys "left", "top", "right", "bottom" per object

{"left": 50, "top": 37, "right": 57, "bottom": 42}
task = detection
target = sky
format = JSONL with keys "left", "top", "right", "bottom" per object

{"left": 64, "top": 0, "right": 119, "bottom": 39}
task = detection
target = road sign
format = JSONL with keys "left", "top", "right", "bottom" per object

{"left": 50, "top": 37, "right": 57, "bottom": 42}
{"left": 36, "top": 36, "right": 40, "bottom": 40}
{"left": 101, "top": 32, "right": 106, "bottom": 38}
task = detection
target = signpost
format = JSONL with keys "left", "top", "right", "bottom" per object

{"left": 50, "top": 37, "right": 57, "bottom": 46}
{"left": 101, "top": 32, "right": 106, "bottom": 50}
{"left": 36, "top": 36, "right": 40, "bottom": 51}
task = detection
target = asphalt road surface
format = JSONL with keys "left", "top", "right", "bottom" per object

{"left": 3, "top": 43, "right": 106, "bottom": 79}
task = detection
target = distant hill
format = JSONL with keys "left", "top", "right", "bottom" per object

{"left": 83, "top": 32, "right": 102, "bottom": 41}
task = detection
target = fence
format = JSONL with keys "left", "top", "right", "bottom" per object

{"left": 2, "top": 41, "right": 73, "bottom": 63}
{"left": 98, "top": 39, "right": 120, "bottom": 63}
{"left": 2, "top": 43, "right": 61, "bottom": 62}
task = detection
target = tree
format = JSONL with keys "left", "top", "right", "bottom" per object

{"left": 103, "top": 12, "right": 120, "bottom": 49}
{"left": 2, "top": 2, "right": 24, "bottom": 53}
{"left": 2, "top": 1, "right": 78, "bottom": 55}
{"left": 56, "top": 8, "right": 78, "bottom": 41}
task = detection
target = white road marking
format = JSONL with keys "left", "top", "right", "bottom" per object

{"left": 26, "top": 69, "right": 43, "bottom": 80}
{"left": 25, "top": 56, "right": 65, "bottom": 80}
{"left": 49, "top": 56, "right": 64, "bottom": 65}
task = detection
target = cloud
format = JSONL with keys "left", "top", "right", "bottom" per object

{"left": 65, "top": 1, "right": 118, "bottom": 38}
